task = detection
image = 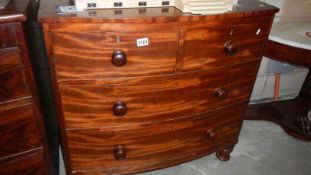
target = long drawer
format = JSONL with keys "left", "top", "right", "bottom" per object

{"left": 51, "top": 24, "right": 179, "bottom": 80}
{"left": 0, "top": 150, "right": 46, "bottom": 175}
{"left": 0, "top": 105, "right": 41, "bottom": 160}
{"left": 60, "top": 61, "right": 258, "bottom": 129}
{"left": 67, "top": 102, "right": 247, "bottom": 174}
{"left": 181, "top": 22, "right": 270, "bottom": 71}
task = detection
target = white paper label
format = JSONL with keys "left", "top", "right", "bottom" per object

{"left": 137, "top": 38, "right": 149, "bottom": 47}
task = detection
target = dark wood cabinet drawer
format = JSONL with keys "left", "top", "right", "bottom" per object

{"left": 0, "top": 48, "right": 29, "bottom": 103}
{"left": 181, "top": 22, "right": 270, "bottom": 72}
{"left": 0, "top": 68, "right": 29, "bottom": 103}
{"left": 0, "top": 47, "right": 21, "bottom": 70}
{"left": 0, "top": 151, "right": 46, "bottom": 175}
{"left": 51, "top": 28, "right": 179, "bottom": 80}
{"left": 0, "top": 24, "right": 17, "bottom": 49}
{"left": 0, "top": 105, "right": 41, "bottom": 159}
{"left": 67, "top": 103, "right": 247, "bottom": 174}
{"left": 60, "top": 61, "right": 258, "bottom": 129}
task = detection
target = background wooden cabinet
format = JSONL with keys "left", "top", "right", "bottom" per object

{"left": 0, "top": 0, "right": 54, "bottom": 174}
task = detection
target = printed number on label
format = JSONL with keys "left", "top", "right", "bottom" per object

{"left": 137, "top": 38, "right": 149, "bottom": 47}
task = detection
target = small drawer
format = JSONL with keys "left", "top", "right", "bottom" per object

{"left": 51, "top": 28, "right": 179, "bottom": 80}
{"left": 181, "top": 22, "right": 270, "bottom": 72}
{"left": 0, "top": 48, "right": 29, "bottom": 103}
{"left": 0, "top": 47, "right": 21, "bottom": 71}
{"left": 0, "top": 24, "right": 17, "bottom": 49}
{"left": 60, "top": 60, "right": 258, "bottom": 129}
{"left": 67, "top": 103, "right": 246, "bottom": 174}
{"left": 0, "top": 67, "right": 29, "bottom": 103}
{"left": 0, "top": 105, "right": 41, "bottom": 159}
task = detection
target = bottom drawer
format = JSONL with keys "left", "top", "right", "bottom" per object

{"left": 67, "top": 102, "right": 248, "bottom": 174}
{"left": 0, "top": 105, "right": 41, "bottom": 159}
{"left": 0, "top": 150, "right": 46, "bottom": 175}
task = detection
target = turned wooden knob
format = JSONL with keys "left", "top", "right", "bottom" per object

{"left": 215, "top": 88, "right": 228, "bottom": 99}
{"left": 205, "top": 129, "right": 217, "bottom": 139}
{"left": 224, "top": 41, "right": 238, "bottom": 55}
{"left": 113, "top": 101, "right": 127, "bottom": 117}
{"left": 111, "top": 50, "right": 127, "bottom": 67}
{"left": 114, "top": 145, "right": 127, "bottom": 160}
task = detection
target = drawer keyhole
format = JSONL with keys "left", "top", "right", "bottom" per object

{"left": 114, "top": 145, "right": 127, "bottom": 160}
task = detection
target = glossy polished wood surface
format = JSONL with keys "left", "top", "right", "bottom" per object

{"left": 0, "top": 151, "right": 45, "bottom": 175}
{"left": 0, "top": 48, "right": 29, "bottom": 102}
{"left": 51, "top": 24, "right": 179, "bottom": 80}
{"left": 245, "top": 38, "right": 311, "bottom": 141}
{"left": 0, "top": 0, "right": 29, "bottom": 23}
{"left": 0, "top": 0, "right": 54, "bottom": 174}
{"left": 40, "top": 0, "right": 278, "bottom": 174}
{"left": 263, "top": 40, "right": 311, "bottom": 67}
{"left": 38, "top": 0, "right": 278, "bottom": 23}
{"left": 67, "top": 103, "right": 247, "bottom": 173}
{"left": 181, "top": 21, "right": 270, "bottom": 72}
{"left": 0, "top": 105, "right": 41, "bottom": 159}
{"left": 0, "top": 24, "right": 17, "bottom": 48}
{"left": 61, "top": 61, "right": 257, "bottom": 129}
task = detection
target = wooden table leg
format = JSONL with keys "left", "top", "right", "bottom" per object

{"left": 295, "top": 70, "right": 311, "bottom": 136}
{"left": 245, "top": 70, "right": 311, "bottom": 141}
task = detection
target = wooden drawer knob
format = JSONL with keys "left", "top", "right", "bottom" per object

{"left": 111, "top": 50, "right": 127, "bottom": 67}
{"left": 224, "top": 41, "right": 238, "bottom": 55}
{"left": 114, "top": 145, "right": 127, "bottom": 160}
{"left": 113, "top": 101, "right": 127, "bottom": 117}
{"left": 215, "top": 88, "right": 228, "bottom": 99}
{"left": 205, "top": 129, "right": 217, "bottom": 139}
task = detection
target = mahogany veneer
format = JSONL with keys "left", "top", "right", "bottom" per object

{"left": 0, "top": 0, "right": 53, "bottom": 174}
{"left": 39, "top": 0, "right": 278, "bottom": 174}
{"left": 245, "top": 39, "right": 311, "bottom": 141}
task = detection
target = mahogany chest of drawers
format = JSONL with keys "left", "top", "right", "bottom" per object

{"left": 0, "top": 0, "right": 53, "bottom": 174}
{"left": 39, "top": 0, "right": 278, "bottom": 174}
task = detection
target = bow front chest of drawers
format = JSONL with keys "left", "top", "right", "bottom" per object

{"left": 39, "top": 0, "right": 278, "bottom": 174}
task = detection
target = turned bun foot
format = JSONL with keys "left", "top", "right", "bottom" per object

{"left": 216, "top": 146, "right": 234, "bottom": 161}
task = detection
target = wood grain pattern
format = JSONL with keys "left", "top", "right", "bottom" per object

{"left": 0, "top": 0, "right": 28, "bottom": 23}
{"left": 0, "top": 24, "right": 17, "bottom": 49}
{"left": 0, "top": 104, "right": 41, "bottom": 160}
{"left": 67, "top": 103, "right": 247, "bottom": 174}
{"left": 180, "top": 22, "right": 270, "bottom": 71}
{"left": 0, "top": 48, "right": 29, "bottom": 103}
{"left": 0, "top": 0, "right": 55, "bottom": 174}
{"left": 0, "top": 151, "right": 46, "bottom": 175}
{"left": 39, "top": 0, "right": 278, "bottom": 174}
{"left": 0, "top": 47, "right": 21, "bottom": 70}
{"left": 263, "top": 40, "right": 311, "bottom": 68}
{"left": 51, "top": 25, "right": 179, "bottom": 80}
{"left": 38, "top": 0, "right": 279, "bottom": 23}
{"left": 61, "top": 61, "right": 258, "bottom": 129}
{"left": 245, "top": 37, "right": 311, "bottom": 141}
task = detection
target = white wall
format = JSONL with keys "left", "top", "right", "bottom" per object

{"left": 250, "top": 0, "right": 309, "bottom": 103}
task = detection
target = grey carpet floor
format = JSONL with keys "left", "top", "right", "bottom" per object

{"left": 60, "top": 121, "right": 311, "bottom": 175}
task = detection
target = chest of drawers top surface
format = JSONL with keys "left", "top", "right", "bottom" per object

{"left": 38, "top": 0, "right": 278, "bottom": 23}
